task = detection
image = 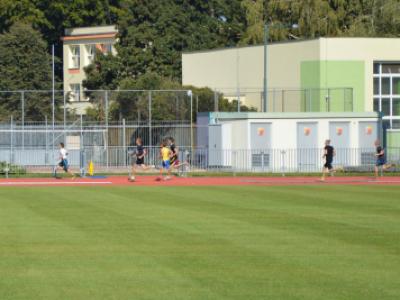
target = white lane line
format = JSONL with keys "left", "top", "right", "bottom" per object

{"left": 0, "top": 181, "right": 113, "bottom": 186}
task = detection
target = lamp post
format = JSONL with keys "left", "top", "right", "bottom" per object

{"left": 263, "top": 23, "right": 299, "bottom": 112}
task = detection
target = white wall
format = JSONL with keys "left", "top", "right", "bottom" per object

{"left": 212, "top": 115, "right": 379, "bottom": 171}
{"left": 182, "top": 40, "right": 320, "bottom": 109}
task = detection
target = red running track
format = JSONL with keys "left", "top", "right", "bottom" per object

{"left": 0, "top": 176, "right": 400, "bottom": 187}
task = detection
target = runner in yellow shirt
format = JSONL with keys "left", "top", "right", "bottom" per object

{"left": 157, "top": 141, "right": 172, "bottom": 181}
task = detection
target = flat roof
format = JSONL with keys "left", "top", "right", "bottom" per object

{"left": 207, "top": 111, "right": 380, "bottom": 121}
{"left": 183, "top": 37, "right": 400, "bottom": 56}
{"left": 64, "top": 25, "right": 118, "bottom": 36}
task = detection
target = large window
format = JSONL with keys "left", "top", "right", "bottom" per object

{"left": 69, "top": 84, "right": 81, "bottom": 102}
{"left": 69, "top": 45, "right": 80, "bottom": 69}
{"left": 373, "top": 62, "right": 400, "bottom": 128}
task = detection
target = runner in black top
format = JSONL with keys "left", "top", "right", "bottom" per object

{"left": 168, "top": 137, "right": 189, "bottom": 175}
{"left": 374, "top": 140, "right": 395, "bottom": 178}
{"left": 136, "top": 143, "right": 145, "bottom": 165}
{"left": 321, "top": 139, "right": 336, "bottom": 181}
{"left": 129, "top": 137, "right": 155, "bottom": 182}
{"left": 169, "top": 139, "right": 179, "bottom": 166}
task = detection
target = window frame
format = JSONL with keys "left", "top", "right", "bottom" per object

{"left": 69, "top": 84, "right": 81, "bottom": 102}
{"left": 373, "top": 62, "right": 400, "bottom": 129}
{"left": 69, "top": 45, "right": 81, "bottom": 69}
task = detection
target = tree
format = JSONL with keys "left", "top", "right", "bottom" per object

{"left": 239, "top": 0, "right": 264, "bottom": 45}
{"left": 0, "top": 23, "right": 53, "bottom": 121}
{"left": 0, "top": 0, "right": 49, "bottom": 33}
{"left": 115, "top": 0, "right": 246, "bottom": 81}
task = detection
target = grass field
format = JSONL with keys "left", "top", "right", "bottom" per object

{"left": 0, "top": 185, "right": 399, "bottom": 299}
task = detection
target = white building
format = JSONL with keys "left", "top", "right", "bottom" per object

{"left": 61, "top": 25, "right": 118, "bottom": 114}
{"left": 198, "top": 112, "right": 381, "bottom": 172}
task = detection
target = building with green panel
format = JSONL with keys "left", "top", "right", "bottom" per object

{"left": 182, "top": 38, "right": 400, "bottom": 135}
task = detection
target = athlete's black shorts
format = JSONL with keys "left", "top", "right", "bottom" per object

{"left": 136, "top": 158, "right": 144, "bottom": 165}
{"left": 324, "top": 160, "right": 333, "bottom": 170}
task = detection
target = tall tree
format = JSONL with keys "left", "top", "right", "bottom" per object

{"left": 239, "top": 0, "right": 264, "bottom": 45}
{"left": 0, "top": 23, "right": 53, "bottom": 121}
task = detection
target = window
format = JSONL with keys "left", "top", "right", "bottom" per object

{"left": 382, "top": 77, "right": 390, "bottom": 95}
{"left": 103, "top": 44, "right": 112, "bottom": 54}
{"left": 97, "top": 43, "right": 112, "bottom": 54}
{"left": 69, "top": 45, "right": 80, "bottom": 69}
{"left": 373, "top": 98, "right": 380, "bottom": 112}
{"left": 392, "top": 120, "right": 400, "bottom": 129}
{"left": 393, "top": 98, "right": 400, "bottom": 116}
{"left": 69, "top": 84, "right": 81, "bottom": 102}
{"left": 373, "top": 63, "right": 380, "bottom": 74}
{"left": 373, "top": 77, "right": 379, "bottom": 95}
{"left": 382, "top": 64, "right": 400, "bottom": 74}
{"left": 85, "top": 44, "right": 95, "bottom": 65}
{"left": 381, "top": 98, "right": 390, "bottom": 116}
{"left": 373, "top": 62, "right": 400, "bottom": 128}
{"left": 393, "top": 78, "right": 400, "bottom": 95}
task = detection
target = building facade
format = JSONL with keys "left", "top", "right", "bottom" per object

{"left": 62, "top": 25, "right": 118, "bottom": 114}
{"left": 182, "top": 38, "right": 400, "bottom": 131}
{"left": 197, "top": 111, "right": 382, "bottom": 172}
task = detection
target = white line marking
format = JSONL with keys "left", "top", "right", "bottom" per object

{"left": 0, "top": 181, "right": 113, "bottom": 186}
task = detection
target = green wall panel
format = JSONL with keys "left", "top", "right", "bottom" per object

{"left": 387, "top": 131, "right": 400, "bottom": 148}
{"left": 301, "top": 61, "right": 365, "bottom": 113}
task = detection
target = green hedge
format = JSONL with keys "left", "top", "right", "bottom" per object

{"left": 0, "top": 161, "right": 26, "bottom": 175}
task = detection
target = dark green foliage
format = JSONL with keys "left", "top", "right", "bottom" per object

{"left": 1, "top": 1, "right": 400, "bottom": 121}
{"left": 0, "top": 23, "right": 53, "bottom": 121}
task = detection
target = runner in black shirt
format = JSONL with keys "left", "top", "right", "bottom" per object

{"left": 374, "top": 140, "right": 395, "bottom": 178}
{"left": 129, "top": 137, "right": 155, "bottom": 182}
{"left": 168, "top": 137, "right": 189, "bottom": 175}
{"left": 321, "top": 139, "right": 336, "bottom": 181}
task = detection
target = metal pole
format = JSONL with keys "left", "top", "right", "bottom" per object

{"left": 52, "top": 44, "right": 55, "bottom": 155}
{"left": 148, "top": 91, "right": 152, "bottom": 147}
{"left": 45, "top": 116, "right": 48, "bottom": 165}
{"left": 214, "top": 91, "right": 218, "bottom": 112}
{"left": 190, "top": 91, "right": 193, "bottom": 155}
{"left": 80, "top": 114, "right": 84, "bottom": 174}
{"left": 10, "top": 116, "right": 13, "bottom": 164}
{"left": 105, "top": 90, "right": 109, "bottom": 170}
{"left": 196, "top": 95, "right": 199, "bottom": 114}
{"left": 21, "top": 91, "right": 24, "bottom": 150}
{"left": 63, "top": 91, "right": 66, "bottom": 129}
{"left": 63, "top": 92, "right": 66, "bottom": 142}
{"left": 263, "top": 24, "right": 269, "bottom": 112}
{"left": 236, "top": 49, "right": 241, "bottom": 113}
{"left": 122, "top": 118, "right": 126, "bottom": 167}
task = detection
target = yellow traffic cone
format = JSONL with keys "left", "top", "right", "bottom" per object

{"left": 88, "top": 160, "right": 94, "bottom": 176}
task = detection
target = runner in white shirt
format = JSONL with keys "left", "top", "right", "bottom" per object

{"left": 54, "top": 142, "right": 76, "bottom": 179}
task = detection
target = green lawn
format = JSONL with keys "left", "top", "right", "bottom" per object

{"left": 0, "top": 186, "right": 399, "bottom": 300}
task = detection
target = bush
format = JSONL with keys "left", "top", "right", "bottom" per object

{"left": 0, "top": 161, "right": 26, "bottom": 175}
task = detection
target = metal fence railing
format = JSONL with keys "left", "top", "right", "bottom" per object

{"left": 214, "top": 87, "right": 354, "bottom": 113}
{"left": 0, "top": 88, "right": 354, "bottom": 125}
{"left": 1, "top": 147, "right": 399, "bottom": 174}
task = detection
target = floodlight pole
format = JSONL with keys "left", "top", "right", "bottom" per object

{"left": 263, "top": 24, "right": 269, "bottom": 113}
{"left": 52, "top": 44, "right": 55, "bottom": 154}
{"left": 190, "top": 91, "right": 193, "bottom": 153}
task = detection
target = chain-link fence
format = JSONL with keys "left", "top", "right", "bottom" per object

{"left": 210, "top": 87, "right": 354, "bottom": 113}
{"left": 0, "top": 87, "right": 354, "bottom": 125}
{"left": 1, "top": 145, "right": 400, "bottom": 175}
